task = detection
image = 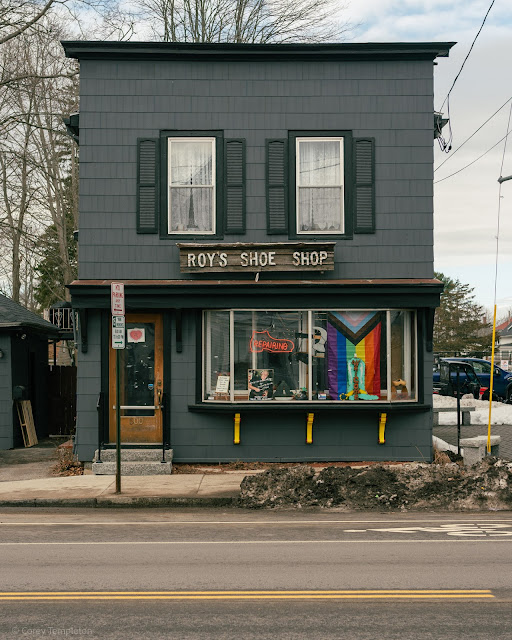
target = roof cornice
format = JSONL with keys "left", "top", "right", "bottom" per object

{"left": 61, "top": 41, "right": 455, "bottom": 62}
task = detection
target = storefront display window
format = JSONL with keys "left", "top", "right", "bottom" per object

{"left": 203, "top": 310, "right": 417, "bottom": 403}
{"left": 390, "top": 310, "right": 416, "bottom": 401}
{"left": 204, "top": 311, "right": 230, "bottom": 399}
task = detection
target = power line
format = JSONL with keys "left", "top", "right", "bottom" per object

{"left": 434, "top": 96, "right": 512, "bottom": 173}
{"left": 434, "top": 130, "right": 512, "bottom": 185}
{"left": 438, "top": 0, "right": 496, "bottom": 114}
{"left": 436, "top": 0, "right": 496, "bottom": 153}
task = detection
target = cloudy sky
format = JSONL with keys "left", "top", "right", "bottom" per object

{"left": 344, "top": 0, "right": 512, "bottom": 316}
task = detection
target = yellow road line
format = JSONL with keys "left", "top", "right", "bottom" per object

{"left": 0, "top": 595, "right": 495, "bottom": 601}
{"left": 0, "top": 590, "right": 495, "bottom": 601}
{"left": 0, "top": 589, "right": 491, "bottom": 596}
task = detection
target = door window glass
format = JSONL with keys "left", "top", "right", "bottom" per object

{"left": 120, "top": 322, "right": 155, "bottom": 416}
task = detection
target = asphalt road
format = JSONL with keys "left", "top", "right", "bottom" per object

{"left": 1, "top": 508, "right": 512, "bottom": 639}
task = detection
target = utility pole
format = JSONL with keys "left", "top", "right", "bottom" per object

{"left": 488, "top": 174, "right": 512, "bottom": 453}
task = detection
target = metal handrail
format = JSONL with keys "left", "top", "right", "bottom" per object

{"left": 96, "top": 392, "right": 104, "bottom": 463}
{"left": 112, "top": 405, "right": 156, "bottom": 410}
{"left": 161, "top": 392, "right": 168, "bottom": 463}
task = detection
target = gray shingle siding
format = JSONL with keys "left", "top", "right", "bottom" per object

{"left": 77, "top": 57, "right": 434, "bottom": 281}
{"left": 0, "top": 335, "right": 13, "bottom": 449}
{"left": 75, "top": 311, "right": 102, "bottom": 461}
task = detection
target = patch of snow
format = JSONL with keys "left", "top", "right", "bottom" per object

{"left": 433, "top": 394, "right": 512, "bottom": 425}
{"left": 432, "top": 436, "right": 458, "bottom": 454}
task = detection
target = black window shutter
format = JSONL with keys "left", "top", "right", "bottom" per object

{"left": 266, "top": 139, "right": 288, "bottom": 234}
{"left": 137, "top": 138, "right": 159, "bottom": 234}
{"left": 353, "top": 137, "right": 375, "bottom": 234}
{"left": 224, "top": 139, "right": 246, "bottom": 234}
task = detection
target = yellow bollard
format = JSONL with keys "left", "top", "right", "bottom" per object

{"left": 234, "top": 413, "right": 241, "bottom": 445}
{"left": 306, "top": 413, "right": 314, "bottom": 444}
{"left": 378, "top": 413, "right": 387, "bottom": 444}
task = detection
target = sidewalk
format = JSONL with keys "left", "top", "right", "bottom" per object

{"left": 0, "top": 472, "right": 253, "bottom": 507}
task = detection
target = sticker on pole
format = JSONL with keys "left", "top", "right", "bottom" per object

{"left": 112, "top": 315, "right": 125, "bottom": 349}
{"left": 111, "top": 282, "right": 125, "bottom": 316}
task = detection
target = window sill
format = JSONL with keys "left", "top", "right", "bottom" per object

{"left": 287, "top": 232, "right": 353, "bottom": 241}
{"left": 188, "top": 402, "right": 430, "bottom": 413}
{"left": 159, "top": 232, "right": 223, "bottom": 241}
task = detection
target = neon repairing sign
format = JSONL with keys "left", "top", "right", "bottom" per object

{"left": 249, "top": 330, "right": 295, "bottom": 354}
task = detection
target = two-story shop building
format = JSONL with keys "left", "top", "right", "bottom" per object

{"left": 62, "top": 41, "right": 453, "bottom": 465}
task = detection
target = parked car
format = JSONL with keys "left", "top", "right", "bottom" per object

{"left": 434, "top": 360, "right": 481, "bottom": 399}
{"left": 433, "top": 357, "right": 512, "bottom": 401}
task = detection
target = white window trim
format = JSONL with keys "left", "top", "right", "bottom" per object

{"left": 296, "top": 137, "right": 345, "bottom": 236}
{"left": 167, "top": 137, "right": 216, "bottom": 235}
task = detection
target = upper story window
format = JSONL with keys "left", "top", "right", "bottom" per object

{"left": 168, "top": 137, "right": 216, "bottom": 235}
{"left": 296, "top": 137, "right": 344, "bottom": 235}
{"left": 137, "top": 131, "right": 371, "bottom": 239}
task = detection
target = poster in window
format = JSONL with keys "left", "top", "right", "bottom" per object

{"left": 127, "top": 328, "right": 146, "bottom": 343}
{"left": 215, "top": 375, "right": 230, "bottom": 393}
{"left": 248, "top": 369, "right": 274, "bottom": 400}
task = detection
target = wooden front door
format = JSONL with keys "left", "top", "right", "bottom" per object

{"left": 109, "top": 314, "right": 163, "bottom": 444}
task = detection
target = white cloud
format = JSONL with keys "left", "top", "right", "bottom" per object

{"left": 342, "top": 0, "right": 512, "bottom": 308}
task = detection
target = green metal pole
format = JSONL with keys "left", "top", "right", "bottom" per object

{"left": 115, "top": 347, "right": 121, "bottom": 493}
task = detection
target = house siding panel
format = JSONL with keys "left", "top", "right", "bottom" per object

{"left": 78, "top": 57, "right": 434, "bottom": 281}
{"left": 75, "top": 312, "right": 102, "bottom": 461}
{"left": 0, "top": 335, "right": 12, "bottom": 449}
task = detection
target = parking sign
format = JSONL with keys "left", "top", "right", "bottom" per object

{"left": 112, "top": 315, "right": 125, "bottom": 349}
{"left": 111, "top": 282, "right": 125, "bottom": 316}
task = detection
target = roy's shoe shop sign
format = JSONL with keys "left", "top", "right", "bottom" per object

{"left": 177, "top": 242, "right": 335, "bottom": 273}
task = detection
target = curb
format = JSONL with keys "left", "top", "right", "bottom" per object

{"left": 0, "top": 496, "right": 237, "bottom": 508}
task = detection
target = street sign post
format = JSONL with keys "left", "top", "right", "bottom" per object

{"left": 111, "top": 283, "right": 125, "bottom": 494}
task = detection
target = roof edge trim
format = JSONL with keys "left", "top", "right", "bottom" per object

{"left": 61, "top": 41, "right": 455, "bottom": 62}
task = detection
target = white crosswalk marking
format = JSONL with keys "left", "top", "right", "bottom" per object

{"left": 345, "top": 523, "right": 512, "bottom": 536}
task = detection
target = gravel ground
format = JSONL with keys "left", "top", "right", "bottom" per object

{"left": 1, "top": 429, "right": 511, "bottom": 484}
{"left": 433, "top": 424, "right": 512, "bottom": 460}
{"left": 0, "top": 439, "right": 66, "bottom": 482}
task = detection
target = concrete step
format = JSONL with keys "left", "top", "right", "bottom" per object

{"left": 93, "top": 449, "right": 173, "bottom": 463}
{"left": 92, "top": 461, "right": 173, "bottom": 475}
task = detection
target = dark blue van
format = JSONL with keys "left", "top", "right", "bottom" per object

{"left": 433, "top": 357, "right": 512, "bottom": 401}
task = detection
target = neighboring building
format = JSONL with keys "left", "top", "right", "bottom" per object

{"left": 496, "top": 317, "right": 512, "bottom": 361}
{"left": 0, "top": 294, "right": 59, "bottom": 449}
{"left": 62, "top": 41, "right": 453, "bottom": 464}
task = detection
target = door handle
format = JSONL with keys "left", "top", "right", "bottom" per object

{"left": 157, "top": 389, "right": 162, "bottom": 409}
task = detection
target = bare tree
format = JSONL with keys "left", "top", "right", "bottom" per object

{"left": 134, "top": 0, "right": 351, "bottom": 43}
{"left": 0, "top": 0, "right": 55, "bottom": 46}
{"left": 0, "top": 0, "right": 135, "bottom": 308}
{"left": 0, "top": 37, "right": 38, "bottom": 302}
{"left": 30, "top": 44, "right": 79, "bottom": 301}
{"left": 0, "top": 18, "right": 78, "bottom": 305}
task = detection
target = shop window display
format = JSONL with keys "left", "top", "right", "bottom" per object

{"left": 203, "top": 310, "right": 417, "bottom": 402}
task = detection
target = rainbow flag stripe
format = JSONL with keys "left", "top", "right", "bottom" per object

{"left": 327, "top": 312, "right": 382, "bottom": 399}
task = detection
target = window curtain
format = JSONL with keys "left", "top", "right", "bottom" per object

{"left": 298, "top": 140, "right": 342, "bottom": 232}
{"left": 169, "top": 140, "right": 213, "bottom": 232}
